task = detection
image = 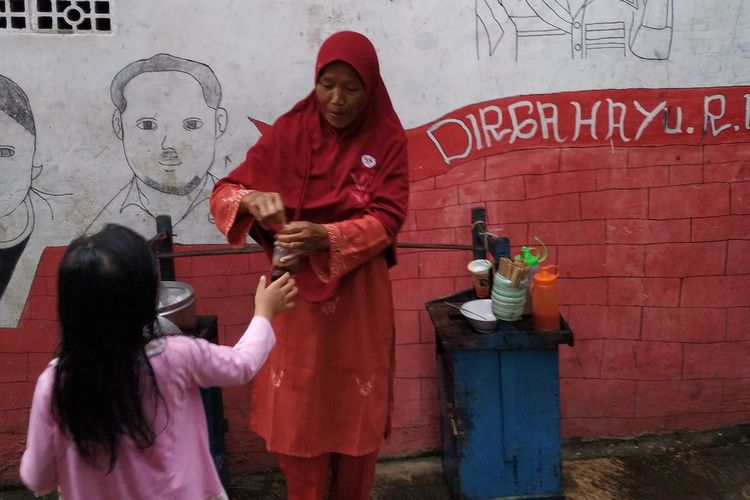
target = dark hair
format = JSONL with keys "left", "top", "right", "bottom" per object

{"left": 110, "top": 53, "right": 222, "bottom": 113}
{"left": 0, "top": 74, "right": 35, "bottom": 135}
{"left": 52, "top": 223, "right": 161, "bottom": 471}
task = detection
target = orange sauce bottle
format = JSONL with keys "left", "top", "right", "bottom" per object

{"left": 531, "top": 265, "right": 561, "bottom": 332}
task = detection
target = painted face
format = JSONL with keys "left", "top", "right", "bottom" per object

{"left": 315, "top": 61, "right": 367, "bottom": 130}
{"left": 0, "top": 110, "right": 34, "bottom": 218}
{"left": 117, "top": 72, "right": 219, "bottom": 195}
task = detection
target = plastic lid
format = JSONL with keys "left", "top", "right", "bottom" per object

{"left": 521, "top": 246, "right": 539, "bottom": 266}
{"left": 532, "top": 265, "right": 560, "bottom": 284}
{"left": 514, "top": 236, "right": 547, "bottom": 267}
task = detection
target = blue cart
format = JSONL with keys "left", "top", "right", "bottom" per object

{"left": 426, "top": 290, "right": 574, "bottom": 500}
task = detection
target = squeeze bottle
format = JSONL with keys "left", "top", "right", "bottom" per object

{"left": 531, "top": 265, "right": 560, "bottom": 332}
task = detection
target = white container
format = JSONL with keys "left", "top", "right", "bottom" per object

{"left": 460, "top": 299, "right": 497, "bottom": 333}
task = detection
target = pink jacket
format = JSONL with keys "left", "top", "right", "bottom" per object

{"left": 20, "top": 316, "right": 275, "bottom": 500}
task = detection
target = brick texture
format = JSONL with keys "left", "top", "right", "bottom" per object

{"left": 606, "top": 218, "right": 691, "bottom": 244}
{"left": 683, "top": 342, "right": 750, "bottom": 379}
{"left": 727, "top": 240, "right": 750, "bottom": 275}
{"left": 581, "top": 189, "right": 649, "bottom": 219}
{"left": 629, "top": 145, "right": 703, "bottom": 167}
{"left": 649, "top": 184, "right": 730, "bottom": 219}
{"left": 600, "top": 340, "right": 682, "bottom": 380}
{"left": 560, "top": 378, "right": 637, "bottom": 418}
{"left": 731, "top": 182, "right": 750, "bottom": 214}
{"left": 692, "top": 215, "right": 750, "bottom": 241}
{"left": 704, "top": 160, "right": 750, "bottom": 183}
{"left": 641, "top": 307, "right": 726, "bottom": 342}
{"left": 644, "top": 241, "right": 726, "bottom": 277}
{"left": 565, "top": 305, "right": 642, "bottom": 340}
{"left": 558, "top": 339, "right": 603, "bottom": 378}
{"left": 635, "top": 380, "right": 722, "bottom": 417}
{"left": 727, "top": 308, "right": 750, "bottom": 341}
{"left": 596, "top": 166, "right": 669, "bottom": 190}
{"left": 669, "top": 164, "right": 704, "bottom": 185}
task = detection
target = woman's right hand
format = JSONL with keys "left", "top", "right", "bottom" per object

{"left": 254, "top": 273, "right": 297, "bottom": 319}
{"left": 241, "top": 191, "right": 285, "bottom": 229}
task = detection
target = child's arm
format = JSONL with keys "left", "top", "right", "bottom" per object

{"left": 252, "top": 272, "right": 296, "bottom": 320}
{"left": 173, "top": 274, "right": 296, "bottom": 388}
{"left": 20, "top": 366, "right": 58, "bottom": 496}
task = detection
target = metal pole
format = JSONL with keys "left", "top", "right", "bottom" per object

{"left": 155, "top": 215, "right": 176, "bottom": 281}
{"left": 471, "top": 207, "right": 487, "bottom": 261}
{"left": 153, "top": 241, "right": 483, "bottom": 259}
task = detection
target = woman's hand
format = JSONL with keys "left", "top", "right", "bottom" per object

{"left": 241, "top": 191, "right": 285, "bottom": 229}
{"left": 274, "top": 221, "right": 329, "bottom": 266}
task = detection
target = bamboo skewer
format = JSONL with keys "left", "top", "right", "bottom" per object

{"left": 497, "top": 257, "right": 529, "bottom": 288}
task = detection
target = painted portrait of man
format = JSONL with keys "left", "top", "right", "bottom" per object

{"left": 86, "top": 53, "right": 228, "bottom": 241}
{"left": 0, "top": 74, "right": 69, "bottom": 327}
{"left": 0, "top": 74, "right": 38, "bottom": 299}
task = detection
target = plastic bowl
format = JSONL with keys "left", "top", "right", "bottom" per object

{"left": 460, "top": 299, "right": 498, "bottom": 333}
{"left": 492, "top": 288, "right": 527, "bottom": 304}
{"left": 492, "top": 303, "right": 524, "bottom": 321}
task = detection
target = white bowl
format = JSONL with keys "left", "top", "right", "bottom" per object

{"left": 460, "top": 299, "right": 498, "bottom": 333}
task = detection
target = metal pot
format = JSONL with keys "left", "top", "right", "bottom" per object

{"left": 157, "top": 281, "right": 197, "bottom": 331}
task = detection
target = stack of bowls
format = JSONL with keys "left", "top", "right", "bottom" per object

{"left": 491, "top": 273, "right": 527, "bottom": 321}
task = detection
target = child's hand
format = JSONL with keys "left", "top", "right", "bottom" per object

{"left": 254, "top": 273, "right": 297, "bottom": 319}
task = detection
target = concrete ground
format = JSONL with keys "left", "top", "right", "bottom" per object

{"left": 3, "top": 424, "right": 750, "bottom": 499}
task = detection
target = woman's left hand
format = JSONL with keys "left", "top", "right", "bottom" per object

{"left": 275, "top": 221, "right": 329, "bottom": 263}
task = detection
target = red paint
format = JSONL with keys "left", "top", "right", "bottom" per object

{"left": 407, "top": 86, "right": 750, "bottom": 181}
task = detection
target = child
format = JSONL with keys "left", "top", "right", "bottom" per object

{"left": 20, "top": 223, "right": 296, "bottom": 499}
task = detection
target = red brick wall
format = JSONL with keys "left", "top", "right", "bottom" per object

{"left": 1, "top": 86, "right": 749, "bottom": 482}
{"left": 398, "top": 139, "right": 750, "bottom": 440}
{"left": 0, "top": 247, "right": 63, "bottom": 481}
{"left": 402, "top": 86, "right": 750, "bottom": 439}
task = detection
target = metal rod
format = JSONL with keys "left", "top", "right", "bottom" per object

{"left": 154, "top": 242, "right": 482, "bottom": 259}
{"left": 397, "top": 242, "right": 479, "bottom": 250}
{"left": 156, "top": 246, "right": 266, "bottom": 258}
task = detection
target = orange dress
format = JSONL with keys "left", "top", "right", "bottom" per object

{"left": 212, "top": 183, "right": 395, "bottom": 457}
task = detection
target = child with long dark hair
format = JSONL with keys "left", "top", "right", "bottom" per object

{"left": 20, "top": 223, "right": 296, "bottom": 499}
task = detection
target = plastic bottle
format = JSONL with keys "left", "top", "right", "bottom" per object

{"left": 532, "top": 265, "right": 561, "bottom": 332}
{"left": 271, "top": 246, "right": 291, "bottom": 281}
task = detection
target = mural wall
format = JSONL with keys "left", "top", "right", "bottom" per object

{"left": 0, "top": 0, "right": 743, "bottom": 327}
{"left": 1, "top": 0, "right": 749, "bottom": 481}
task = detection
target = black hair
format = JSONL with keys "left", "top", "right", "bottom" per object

{"left": 52, "top": 223, "right": 161, "bottom": 472}
{"left": 110, "top": 53, "right": 222, "bottom": 113}
{"left": 0, "top": 73, "right": 35, "bottom": 135}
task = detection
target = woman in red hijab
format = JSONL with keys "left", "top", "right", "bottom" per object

{"left": 210, "top": 31, "right": 408, "bottom": 499}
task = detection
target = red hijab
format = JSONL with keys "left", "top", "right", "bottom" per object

{"left": 223, "top": 31, "right": 409, "bottom": 301}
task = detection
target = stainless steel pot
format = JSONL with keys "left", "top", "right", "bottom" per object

{"left": 157, "top": 281, "right": 197, "bottom": 331}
